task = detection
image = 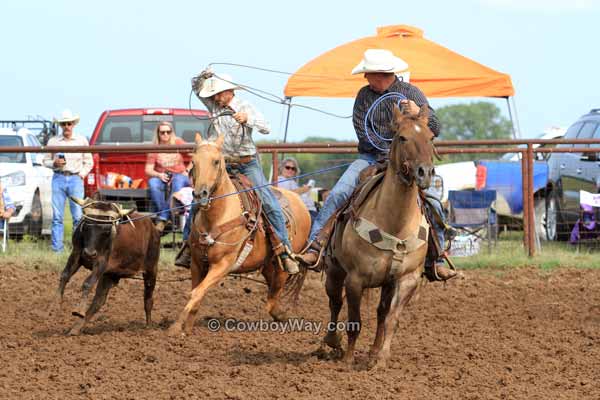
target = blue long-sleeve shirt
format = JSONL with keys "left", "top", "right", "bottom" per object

{"left": 2, "top": 187, "right": 15, "bottom": 211}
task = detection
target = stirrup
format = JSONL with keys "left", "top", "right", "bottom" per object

{"left": 295, "top": 241, "right": 324, "bottom": 271}
{"left": 434, "top": 262, "right": 457, "bottom": 281}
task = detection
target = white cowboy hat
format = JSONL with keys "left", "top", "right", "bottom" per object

{"left": 351, "top": 49, "right": 411, "bottom": 82}
{"left": 198, "top": 73, "right": 239, "bottom": 98}
{"left": 54, "top": 109, "right": 80, "bottom": 124}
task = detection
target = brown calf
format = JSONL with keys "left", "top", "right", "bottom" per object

{"left": 57, "top": 198, "right": 160, "bottom": 335}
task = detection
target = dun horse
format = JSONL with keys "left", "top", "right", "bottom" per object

{"left": 168, "top": 134, "right": 311, "bottom": 336}
{"left": 323, "top": 105, "right": 437, "bottom": 369}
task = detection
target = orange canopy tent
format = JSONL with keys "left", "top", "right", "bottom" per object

{"left": 284, "top": 25, "right": 514, "bottom": 98}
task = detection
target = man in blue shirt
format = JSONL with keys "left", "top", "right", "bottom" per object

{"left": 1, "top": 183, "right": 16, "bottom": 220}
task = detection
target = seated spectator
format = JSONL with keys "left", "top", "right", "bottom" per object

{"left": 277, "top": 157, "right": 318, "bottom": 222}
{"left": 570, "top": 204, "right": 599, "bottom": 245}
{"left": 145, "top": 121, "right": 190, "bottom": 232}
{"left": 0, "top": 182, "right": 16, "bottom": 221}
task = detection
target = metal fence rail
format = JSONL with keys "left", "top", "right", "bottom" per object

{"left": 4, "top": 138, "right": 600, "bottom": 256}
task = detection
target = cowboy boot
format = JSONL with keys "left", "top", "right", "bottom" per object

{"left": 174, "top": 242, "right": 191, "bottom": 269}
{"left": 281, "top": 255, "right": 300, "bottom": 275}
{"left": 434, "top": 261, "right": 457, "bottom": 281}
{"left": 297, "top": 241, "right": 321, "bottom": 266}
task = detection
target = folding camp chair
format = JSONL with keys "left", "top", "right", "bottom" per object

{"left": 571, "top": 190, "right": 600, "bottom": 251}
{"left": 448, "top": 189, "right": 497, "bottom": 253}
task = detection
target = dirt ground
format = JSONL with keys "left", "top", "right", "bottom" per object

{"left": 1, "top": 262, "right": 600, "bottom": 400}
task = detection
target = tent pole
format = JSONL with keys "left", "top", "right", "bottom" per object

{"left": 511, "top": 96, "right": 522, "bottom": 138}
{"left": 506, "top": 96, "right": 522, "bottom": 139}
{"left": 283, "top": 97, "right": 292, "bottom": 142}
{"left": 506, "top": 97, "right": 517, "bottom": 140}
{"left": 281, "top": 96, "right": 292, "bottom": 159}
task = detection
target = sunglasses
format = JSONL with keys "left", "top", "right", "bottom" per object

{"left": 159, "top": 130, "right": 172, "bottom": 135}
{"left": 284, "top": 165, "right": 297, "bottom": 171}
{"left": 60, "top": 122, "right": 74, "bottom": 127}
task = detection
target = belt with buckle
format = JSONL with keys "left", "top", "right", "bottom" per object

{"left": 225, "top": 155, "right": 254, "bottom": 164}
{"left": 54, "top": 170, "right": 79, "bottom": 176}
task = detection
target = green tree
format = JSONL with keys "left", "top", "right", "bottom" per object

{"left": 436, "top": 101, "right": 513, "bottom": 162}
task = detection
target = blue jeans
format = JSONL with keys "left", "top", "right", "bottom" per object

{"left": 424, "top": 195, "right": 446, "bottom": 256}
{"left": 309, "top": 154, "right": 377, "bottom": 242}
{"left": 51, "top": 173, "right": 84, "bottom": 252}
{"left": 183, "top": 159, "right": 291, "bottom": 249}
{"left": 148, "top": 173, "right": 190, "bottom": 222}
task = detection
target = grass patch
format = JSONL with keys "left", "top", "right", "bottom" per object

{"left": 0, "top": 240, "right": 180, "bottom": 272}
{"left": 3, "top": 228, "right": 600, "bottom": 272}
{"left": 0, "top": 202, "right": 182, "bottom": 272}
{"left": 454, "top": 232, "right": 600, "bottom": 270}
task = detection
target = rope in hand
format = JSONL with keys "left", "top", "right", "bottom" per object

{"left": 364, "top": 92, "right": 407, "bottom": 153}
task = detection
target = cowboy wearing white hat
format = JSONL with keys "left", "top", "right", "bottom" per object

{"left": 351, "top": 48, "right": 411, "bottom": 83}
{"left": 53, "top": 109, "right": 81, "bottom": 126}
{"left": 43, "top": 109, "right": 93, "bottom": 252}
{"left": 299, "top": 48, "right": 457, "bottom": 282}
{"left": 174, "top": 69, "right": 302, "bottom": 275}
{"left": 197, "top": 73, "right": 238, "bottom": 98}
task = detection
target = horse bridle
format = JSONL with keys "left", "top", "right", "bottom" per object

{"left": 393, "top": 139, "right": 439, "bottom": 186}
{"left": 193, "top": 157, "right": 225, "bottom": 210}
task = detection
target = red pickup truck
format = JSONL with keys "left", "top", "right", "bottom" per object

{"left": 85, "top": 108, "right": 209, "bottom": 211}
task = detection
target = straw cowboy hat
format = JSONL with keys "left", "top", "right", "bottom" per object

{"left": 351, "top": 49, "right": 410, "bottom": 82}
{"left": 54, "top": 109, "right": 80, "bottom": 125}
{"left": 198, "top": 73, "right": 239, "bottom": 98}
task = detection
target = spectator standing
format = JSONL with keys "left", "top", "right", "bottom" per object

{"left": 43, "top": 109, "right": 93, "bottom": 252}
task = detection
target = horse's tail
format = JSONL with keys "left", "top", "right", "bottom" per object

{"left": 283, "top": 266, "right": 308, "bottom": 306}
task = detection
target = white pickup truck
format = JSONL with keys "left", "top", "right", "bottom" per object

{"left": 0, "top": 126, "right": 53, "bottom": 237}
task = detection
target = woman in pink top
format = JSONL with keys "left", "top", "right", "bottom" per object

{"left": 145, "top": 121, "right": 190, "bottom": 232}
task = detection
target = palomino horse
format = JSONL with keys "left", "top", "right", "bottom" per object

{"left": 323, "top": 105, "right": 437, "bottom": 369}
{"left": 168, "top": 134, "right": 311, "bottom": 336}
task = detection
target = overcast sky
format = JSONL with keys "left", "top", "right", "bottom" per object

{"left": 1, "top": 0, "right": 599, "bottom": 142}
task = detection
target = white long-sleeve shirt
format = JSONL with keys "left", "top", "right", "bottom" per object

{"left": 199, "top": 95, "right": 270, "bottom": 158}
{"left": 43, "top": 134, "right": 93, "bottom": 177}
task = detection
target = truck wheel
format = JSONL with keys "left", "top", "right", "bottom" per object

{"left": 28, "top": 191, "right": 43, "bottom": 237}
{"left": 545, "top": 192, "right": 568, "bottom": 241}
{"left": 534, "top": 198, "right": 547, "bottom": 241}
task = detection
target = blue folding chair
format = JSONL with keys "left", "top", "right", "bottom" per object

{"left": 448, "top": 190, "right": 497, "bottom": 253}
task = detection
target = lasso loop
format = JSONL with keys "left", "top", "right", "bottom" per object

{"left": 364, "top": 92, "right": 407, "bottom": 152}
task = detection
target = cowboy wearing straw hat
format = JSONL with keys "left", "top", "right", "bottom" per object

{"left": 43, "top": 109, "right": 93, "bottom": 252}
{"left": 298, "top": 49, "right": 457, "bottom": 281}
{"left": 174, "top": 69, "right": 301, "bottom": 275}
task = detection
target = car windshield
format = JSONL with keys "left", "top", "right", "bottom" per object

{"left": 0, "top": 135, "right": 25, "bottom": 163}
{"left": 95, "top": 115, "right": 211, "bottom": 144}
